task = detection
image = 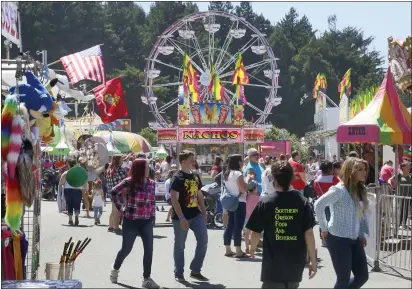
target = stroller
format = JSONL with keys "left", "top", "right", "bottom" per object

{"left": 201, "top": 182, "right": 223, "bottom": 228}
{"left": 41, "top": 169, "right": 58, "bottom": 200}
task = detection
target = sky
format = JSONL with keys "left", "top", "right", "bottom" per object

{"left": 136, "top": 1, "right": 412, "bottom": 67}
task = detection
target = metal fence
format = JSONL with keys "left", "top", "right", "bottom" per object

{"left": 365, "top": 184, "right": 412, "bottom": 272}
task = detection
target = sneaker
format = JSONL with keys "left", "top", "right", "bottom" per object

{"left": 97, "top": 218, "right": 101, "bottom": 225}
{"left": 95, "top": 220, "right": 98, "bottom": 225}
{"left": 68, "top": 220, "right": 73, "bottom": 226}
{"left": 74, "top": 216, "right": 79, "bottom": 226}
{"left": 190, "top": 272, "right": 209, "bottom": 282}
{"left": 142, "top": 277, "right": 160, "bottom": 289}
{"left": 174, "top": 274, "right": 186, "bottom": 282}
{"left": 110, "top": 269, "right": 119, "bottom": 283}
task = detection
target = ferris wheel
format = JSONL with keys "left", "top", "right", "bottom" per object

{"left": 143, "top": 10, "right": 281, "bottom": 128}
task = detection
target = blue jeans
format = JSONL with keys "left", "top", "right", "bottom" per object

{"left": 113, "top": 217, "right": 154, "bottom": 278}
{"left": 172, "top": 214, "right": 208, "bottom": 277}
{"left": 93, "top": 206, "right": 103, "bottom": 219}
{"left": 64, "top": 188, "right": 82, "bottom": 216}
{"left": 224, "top": 202, "right": 246, "bottom": 247}
{"left": 327, "top": 234, "right": 369, "bottom": 289}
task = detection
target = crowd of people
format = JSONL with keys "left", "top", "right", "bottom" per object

{"left": 50, "top": 146, "right": 412, "bottom": 289}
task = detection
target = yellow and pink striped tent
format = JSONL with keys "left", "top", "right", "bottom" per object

{"left": 337, "top": 67, "right": 411, "bottom": 145}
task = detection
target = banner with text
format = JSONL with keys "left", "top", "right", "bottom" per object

{"left": 243, "top": 128, "right": 265, "bottom": 143}
{"left": 178, "top": 128, "right": 242, "bottom": 143}
{"left": 157, "top": 128, "right": 178, "bottom": 143}
{"left": 1, "top": 2, "right": 21, "bottom": 47}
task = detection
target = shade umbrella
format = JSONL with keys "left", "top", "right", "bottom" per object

{"left": 94, "top": 131, "right": 152, "bottom": 153}
{"left": 155, "top": 145, "right": 169, "bottom": 158}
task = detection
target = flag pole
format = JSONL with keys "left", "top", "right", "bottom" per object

{"left": 47, "top": 44, "right": 104, "bottom": 67}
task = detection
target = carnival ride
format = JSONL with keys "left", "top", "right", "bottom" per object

{"left": 143, "top": 10, "right": 280, "bottom": 128}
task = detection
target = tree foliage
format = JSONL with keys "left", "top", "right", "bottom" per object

{"left": 4, "top": 2, "right": 391, "bottom": 136}
{"left": 265, "top": 126, "right": 310, "bottom": 160}
{"left": 139, "top": 127, "right": 157, "bottom": 147}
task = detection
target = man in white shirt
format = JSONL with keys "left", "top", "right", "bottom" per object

{"left": 161, "top": 156, "right": 172, "bottom": 179}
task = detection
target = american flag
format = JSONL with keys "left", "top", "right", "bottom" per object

{"left": 60, "top": 45, "right": 106, "bottom": 85}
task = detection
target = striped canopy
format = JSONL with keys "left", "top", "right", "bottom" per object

{"left": 337, "top": 67, "right": 411, "bottom": 145}
{"left": 94, "top": 131, "right": 152, "bottom": 153}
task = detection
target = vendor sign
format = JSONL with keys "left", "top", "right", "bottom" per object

{"left": 157, "top": 128, "right": 177, "bottom": 144}
{"left": 178, "top": 128, "right": 242, "bottom": 143}
{"left": 189, "top": 103, "right": 232, "bottom": 125}
{"left": 1, "top": 2, "right": 21, "bottom": 47}
{"left": 243, "top": 128, "right": 265, "bottom": 143}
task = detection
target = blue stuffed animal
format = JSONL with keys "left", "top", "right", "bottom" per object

{"left": 9, "top": 71, "right": 54, "bottom": 121}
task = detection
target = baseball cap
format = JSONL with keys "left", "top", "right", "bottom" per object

{"left": 247, "top": 148, "right": 259, "bottom": 157}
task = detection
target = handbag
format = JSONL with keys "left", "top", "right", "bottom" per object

{"left": 220, "top": 182, "right": 239, "bottom": 212}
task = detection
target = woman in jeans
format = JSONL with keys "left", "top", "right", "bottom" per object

{"left": 315, "top": 157, "right": 369, "bottom": 289}
{"left": 110, "top": 159, "right": 159, "bottom": 289}
{"left": 106, "top": 155, "right": 127, "bottom": 233}
{"left": 223, "top": 154, "right": 248, "bottom": 258}
{"left": 58, "top": 159, "right": 88, "bottom": 226}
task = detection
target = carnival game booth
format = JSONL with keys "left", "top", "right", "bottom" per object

{"left": 337, "top": 67, "right": 412, "bottom": 272}
{"left": 337, "top": 68, "right": 411, "bottom": 164}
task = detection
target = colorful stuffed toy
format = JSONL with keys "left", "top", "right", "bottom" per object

{"left": 41, "top": 101, "right": 60, "bottom": 143}
{"left": 1, "top": 95, "right": 18, "bottom": 161}
{"left": 9, "top": 71, "right": 54, "bottom": 122}
{"left": 7, "top": 115, "right": 24, "bottom": 179}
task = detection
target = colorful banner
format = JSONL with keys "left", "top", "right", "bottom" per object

{"left": 189, "top": 103, "right": 232, "bottom": 125}
{"left": 178, "top": 128, "right": 242, "bottom": 143}
{"left": 178, "top": 104, "right": 189, "bottom": 126}
{"left": 349, "top": 85, "right": 378, "bottom": 119}
{"left": 1, "top": 2, "right": 21, "bottom": 47}
{"left": 96, "top": 119, "right": 131, "bottom": 132}
{"left": 233, "top": 105, "right": 244, "bottom": 125}
{"left": 243, "top": 128, "right": 265, "bottom": 143}
{"left": 157, "top": 128, "right": 177, "bottom": 144}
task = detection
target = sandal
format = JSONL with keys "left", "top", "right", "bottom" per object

{"left": 224, "top": 252, "right": 236, "bottom": 257}
{"left": 235, "top": 252, "right": 249, "bottom": 258}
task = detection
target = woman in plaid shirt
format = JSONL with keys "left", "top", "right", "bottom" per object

{"left": 110, "top": 159, "right": 159, "bottom": 289}
{"left": 105, "top": 155, "right": 128, "bottom": 233}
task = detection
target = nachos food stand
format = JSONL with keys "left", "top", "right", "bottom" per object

{"left": 158, "top": 101, "right": 265, "bottom": 183}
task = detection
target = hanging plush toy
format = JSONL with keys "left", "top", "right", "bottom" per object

{"left": 9, "top": 71, "right": 54, "bottom": 124}
{"left": 7, "top": 115, "right": 24, "bottom": 179}
{"left": 1, "top": 95, "right": 18, "bottom": 161}
{"left": 41, "top": 101, "right": 60, "bottom": 143}
{"left": 5, "top": 114, "right": 24, "bottom": 230}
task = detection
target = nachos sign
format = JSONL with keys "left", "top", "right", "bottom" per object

{"left": 1, "top": 2, "right": 21, "bottom": 47}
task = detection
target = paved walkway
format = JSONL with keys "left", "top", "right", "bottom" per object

{"left": 39, "top": 201, "right": 411, "bottom": 288}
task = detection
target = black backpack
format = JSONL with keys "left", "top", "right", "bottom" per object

{"left": 303, "top": 180, "right": 316, "bottom": 199}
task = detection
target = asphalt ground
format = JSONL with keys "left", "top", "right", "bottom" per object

{"left": 38, "top": 201, "right": 411, "bottom": 288}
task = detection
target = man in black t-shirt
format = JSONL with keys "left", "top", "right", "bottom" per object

{"left": 170, "top": 150, "right": 209, "bottom": 282}
{"left": 246, "top": 161, "right": 317, "bottom": 289}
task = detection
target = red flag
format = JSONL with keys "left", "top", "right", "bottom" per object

{"left": 93, "top": 77, "right": 128, "bottom": 123}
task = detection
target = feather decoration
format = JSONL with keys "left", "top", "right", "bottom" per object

{"left": 1, "top": 95, "right": 18, "bottom": 161}
{"left": 5, "top": 176, "right": 23, "bottom": 230}
{"left": 7, "top": 115, "right": 24, "bottom": 179}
